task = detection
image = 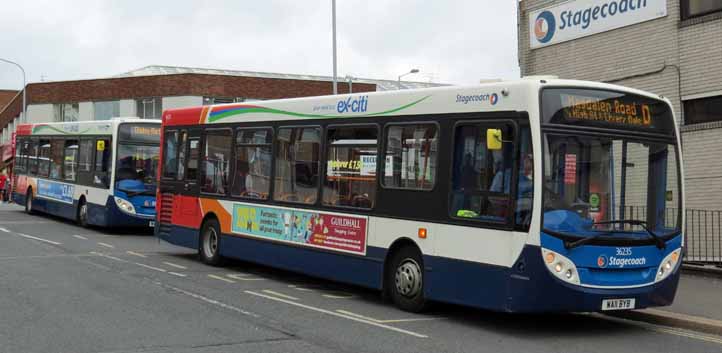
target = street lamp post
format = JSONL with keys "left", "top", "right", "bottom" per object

{"left": 331, "top": 0, "right": 338, "bottom": 95}
{"left": 0, "top": 58, "right": 26, "bottom": 123}
{"left": 398, "top": 68, "right": 419, "bottom": 89}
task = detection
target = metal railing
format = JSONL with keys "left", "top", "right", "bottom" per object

{"left": 622, "top": 206, "right": 721, "bottom": 264}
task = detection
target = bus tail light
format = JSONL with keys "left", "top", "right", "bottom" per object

{"left": 541, "top": 249, "right": 580, "bottom": 285}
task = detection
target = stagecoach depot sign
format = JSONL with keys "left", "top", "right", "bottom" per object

{"left": 530, "top": 0, "right": 667, "bottom": 49}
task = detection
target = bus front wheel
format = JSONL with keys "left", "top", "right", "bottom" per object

{"left": 199, "top": 219, "right": 223, "bottom": 266}
{"left": 387, "top": 246, "right": 427, "bottom": 313}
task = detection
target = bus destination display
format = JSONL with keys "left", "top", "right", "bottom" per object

{"left": 561, "top": 94, "right": 652, "bottom": 128}
{"left": 542, "top": 88, "right": 675, "bottom": 136}
{"left": 119, "top": 124, "right": 161, "bottom": 143}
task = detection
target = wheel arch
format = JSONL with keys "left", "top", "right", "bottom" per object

{"left": 382, "top": 237, "right": 424, "bottom": 294}
{"left": 199, "top": 212, "right": 220, "bottom": 247}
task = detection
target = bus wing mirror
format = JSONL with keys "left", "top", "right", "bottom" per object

{"left": 487, "top": 129, "right": 502, "bottom": 150}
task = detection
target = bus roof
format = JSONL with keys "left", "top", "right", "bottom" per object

{"left": 161, "top": 78, "right": 670, "bottom": 127}
{"left": 16, "top": 118, "right": 161, "bottom": 136}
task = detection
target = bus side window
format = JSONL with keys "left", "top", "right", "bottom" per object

{"left": 323, "top": 125, "right": 378, "bottom": 209}
{"left": 78, "top": 140, "right": 94, "bottom": 173}
{"left": 49, "top": 139, "right": 64, "bottom": 180}
{"left": 273, "top": 127, "right": 321, "bottom": 204}
{"left": 94, "top": 138, "right": 111, "bottom": 188}
{"left": 38, "top": 139, "right": 51, "bottom": 178}
{"left": 186, "top": 137, "right": 200, "bottom": 181}
{"left": 15, "top": 139, "right": 25, "bottom": 172}
{"left": 232, "top": 128, "right": 272, "bottom": 200}
{"left": 382, "top": 124, "right": 438, "bottom": 190}
{"left": 200, "top": 129, "right": 232, "bottom": 195}
{"left": 162, "top": 131, "right": 178, "bottom": 179}
{"left": 515, "top": 127, "right": 534, "bottom": 230}
{"left": 450, "top": 122, "right": 515, "bottom": 224}
{"left": 28, "top": 139, "right": 39, "bottom": 176}
{"left": 176, "top": 131, "right": 187, "bottom": 180}
{"left": 63, "top": 139, "right": 79, "bottom": 182}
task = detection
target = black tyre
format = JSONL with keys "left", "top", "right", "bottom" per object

{"left": 199, "top": 218, "right": 223, "bottom": 266}
{"left": 77, "top": 199, "right": 89, "bottom": 227}
{"left": 24, "top": 188, "right": 34, "bottom": 215}
{"left": 387, "top": 246, "right": 427, "bottom": 312}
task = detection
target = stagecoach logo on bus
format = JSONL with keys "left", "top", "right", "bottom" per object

{"left": 530, "top": 0, "right": 667, "bottom": 49}
{"left": 597, "top": 254, "right": 647, "bottom": 268}
{"left": 456, "top": 93, "right": 498, "bottom": 105}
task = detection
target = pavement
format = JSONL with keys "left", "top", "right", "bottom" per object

{"left": 1, "top": 201, "right": 722, "bottom": 353}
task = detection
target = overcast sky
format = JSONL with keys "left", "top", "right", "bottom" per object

{"left": 0, "top": 0, "right": 520, "bottom": 90}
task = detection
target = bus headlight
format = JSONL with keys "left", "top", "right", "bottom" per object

{"left": 541, "top": 249, "right": 580, "bottom": 285}
{"left": 114, "top": 197, "right": 136, "bottom": 215}
{"left": 656, "top": 248, "right": 682, "bottom": 282}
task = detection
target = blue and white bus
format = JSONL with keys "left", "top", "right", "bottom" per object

{"left": 157, "top": 77, "right": 683, "bottom": 312}
{"left": 13, "top": 119, "right": 161, "bottom": 228}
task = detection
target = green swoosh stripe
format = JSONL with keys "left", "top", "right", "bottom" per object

{"left": 207, "top": 95, "right": 431, "bottom": 123}
{"left": 33, "top": 125, "right": 92, "bottom": 135}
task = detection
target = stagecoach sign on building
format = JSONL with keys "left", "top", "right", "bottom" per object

{"left": 529, "top": 0, "right": 667, "bottom": 49}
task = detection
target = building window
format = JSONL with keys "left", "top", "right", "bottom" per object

{"left": 682, "top": 0, "right": 722, "bottom": 20}
{"left": 136, "top": 97, "right": 162, "bottom": 119}
{"left": 54, "top": 103, "right": 79, "bottom": 122}
{"left": 93, "top": 101, "right": 120, "bottom": 121}
{"left": 684, "top": 95, "right": 722, "bottom": 125}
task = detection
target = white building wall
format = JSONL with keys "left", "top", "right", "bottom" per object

{"left": 26, "top": 104, "right": 54, "bottom": 124}
{"left": 162, "top": 96, "right": 202, "bottom": 110}
{"left": 78, "top": 102, "right": 93, "bottom": 121}
{"left": 119, "top": 99, "right": 136, "bottom": 117}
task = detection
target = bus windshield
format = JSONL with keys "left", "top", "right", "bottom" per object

{"left": 115, "top": 123, "right": 161, "bottom": 193}
{"left": 541, "top": 88, "right": 681, "bottom": 241}
{"left": 116, "top": 144, "right": 160, "bottom": 192}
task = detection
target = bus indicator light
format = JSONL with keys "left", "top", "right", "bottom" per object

{"left": 418, "top": 228, "right": 427, "bottom": 239}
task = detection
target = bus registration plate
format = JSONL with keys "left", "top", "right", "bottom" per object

{"left": 601, "top": 298, "right": 635, "bottom": 311}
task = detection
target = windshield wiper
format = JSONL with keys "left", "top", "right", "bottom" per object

{"left": 592, "top": 220, "right": 666, "bottom": 249}
{"left": 118, "top": 187, "right": 155, "bottom": 197}
{"left": 562, "top": 230, "right": 613, "bottom": 250}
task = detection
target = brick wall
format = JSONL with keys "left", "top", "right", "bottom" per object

{"left": 0, "top": 74, "right": 375, "bottom": 128}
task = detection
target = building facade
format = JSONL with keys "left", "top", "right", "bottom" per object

{"left": 519, "top": 0, "right": 722, "bottom": 212}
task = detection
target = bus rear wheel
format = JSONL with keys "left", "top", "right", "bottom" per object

{"left": 25, "top": 189, "right": 34, "bottom": 215}
{"left": 387, "top": 246, "right": 427, "bottom": 313}
{"left": 77, "top": 199, "right": 89, "bottom": 227}
{"left": 199, "top": 219, "right": 223, "bottom": 266}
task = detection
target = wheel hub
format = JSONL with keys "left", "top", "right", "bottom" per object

{"left": 204, "top": 228, "right": 218, "bottom": 258}
{"left": 395, "top": 259, "right": 422, "bottom": 297}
